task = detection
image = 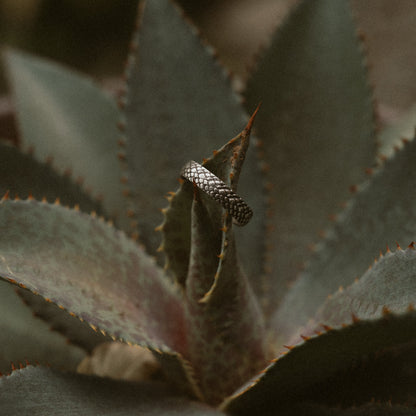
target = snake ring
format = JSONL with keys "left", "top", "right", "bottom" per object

{"left": 180, "top": 160, "right": 253, "bottom": 226}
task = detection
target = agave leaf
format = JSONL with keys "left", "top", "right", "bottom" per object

{"left": 186, "top": 191, "right": 266, "bottom": 404}
{"left": 0, "top": 280, "right": 85, "bottom": 374}
{"left": 298, "top": 246, "right": 416, "bottom": 341}
{"left": 272, "top": 341, "right": 416, "bottom": 414}
{"left": 0, "top": 142, "right": 101, "bottom": 213}
{"left": 279, "top": 402, "right": 416, "bottom": 416}
{"left": 161, "top": 112, "right": 267, "bottom": 404}
{"left": 377, "top": 103, "right": 416, "bottom": 159}
{"left": 273, "top": 132, "right": 416, "bottom": 342}
{"left": 0, "top": 142, "right": 103, "bottom": 362}
{"left": 2, "top": 49, "right": 129, "bottom": 230}
{"left": 0, "top": 366, "right": 225, "bottom": 415}
{"left": 222, "top": 311, "right": 416, "bottom": 415}
{"left": 186, "top": 117, "right": 267, "bottom": 404}
{"left": 0, "top": 197, "right": 186, "bottom": 355}
{"left": 17, "top": 289, "right": 112, "bottom": 352}
{"left": 295, "top": 341, "right": 416, "bottom": 411}
{"left": 244, "top": 0, "right": 376, "bottom": 309}
{"left": 123, "top": 0, "right": 266, "bottom": 285}
{"left": 160, "top": 114, "right": 257, "bottom": 284}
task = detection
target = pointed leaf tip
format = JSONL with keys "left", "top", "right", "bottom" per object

{"left": 245, "top": 103, "right": 261, "bottom": 133}
{"left": 1, "top": 190, "right": 10, "bottom": 201}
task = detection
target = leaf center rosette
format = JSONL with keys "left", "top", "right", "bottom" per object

{"left": 161, "top": 110, "right": 267, "bottom": 404}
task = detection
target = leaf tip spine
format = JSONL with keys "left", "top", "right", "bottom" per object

{"left": 382, "top": 306, "right": 391, "bottom": 316}
{"left": 1, "top": 190, "right": 10, "bottom": 202}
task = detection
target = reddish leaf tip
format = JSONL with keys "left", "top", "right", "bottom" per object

{"left": 322, "top": 324, "right": 333, "bottom": 332}
{"left": 245, "top": 102, "right": 261, "bottom": 133}
{"left": 349, "top": 184, "right": 358, "bottom": 193}
{"left": 382, "top": 306, "right": 391, "bottom": 316}
{"left": 365, "top": 167, "right": 373, "bottom": 176}
{"left": 328, "top": 214, "right": 337, "bottom": 222}
{"left": 1, "top": 190, "right": 10, "bottom": 201}
{"left": 126, "top": 209, "right": 135, "bottom": 218}
{"left": 116, "top": 120, "right": 126, "bottom": 131}
{"left": 283, "top": 345, "right": 295, "bottom": 350}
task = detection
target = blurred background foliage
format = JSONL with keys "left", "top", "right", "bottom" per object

{"left": 0, "top": 0, "right": 415, "bottom": 126}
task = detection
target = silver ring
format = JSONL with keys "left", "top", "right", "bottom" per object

{"left": 180, "top": 161, "right": 253, "bottom": 226}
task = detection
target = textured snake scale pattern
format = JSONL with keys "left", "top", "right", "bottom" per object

{"left": 181, "top": 160, "right": 253, "bottom": 226}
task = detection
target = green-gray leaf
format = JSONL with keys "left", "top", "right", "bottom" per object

{"left": 0, "top": 142, "right": 101, "bottom": 213}
{"left": 0, "top": 280, "right": 85, "bottom": 374}
{"left": 273, "top": 132, "right": 416, "bottom": 343}
{"left": 223, "top": 311, "right": 416, "bottom": 415}
{"left": 0, "top": 142, "right": 103, "bottom": 366}
{"left": 244, "top": 0, "right": 376, "bottom": 311}
{"left": 123, "top": 0, "right": 266, "bottom": 285}
{"left": 17, "top": 289, "right": 112, "bottom": 352}
{"left": 3, "top": 49, "right": 128, "bottom": 230}
{"left": 0, "top": 366, "right": 225, "bottom": 415}
{"left": 0, "top": 198, "right": 186, "bottom": 355}
{"left": 278, "top": 402, "right": 416, "bottom": 416}
{"left": 377, "top": 103, "right": 416, "bottom": 159}
{"left": 299, "top": 246, "right": 416, "bottom": 341}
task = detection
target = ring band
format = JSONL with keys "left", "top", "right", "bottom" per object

{"left": 180, "top": 161, "right": 253, "bottom": 226}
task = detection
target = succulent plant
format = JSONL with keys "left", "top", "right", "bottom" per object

{"left": 0, "top": 0, "right": 416, "bottom": 415}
